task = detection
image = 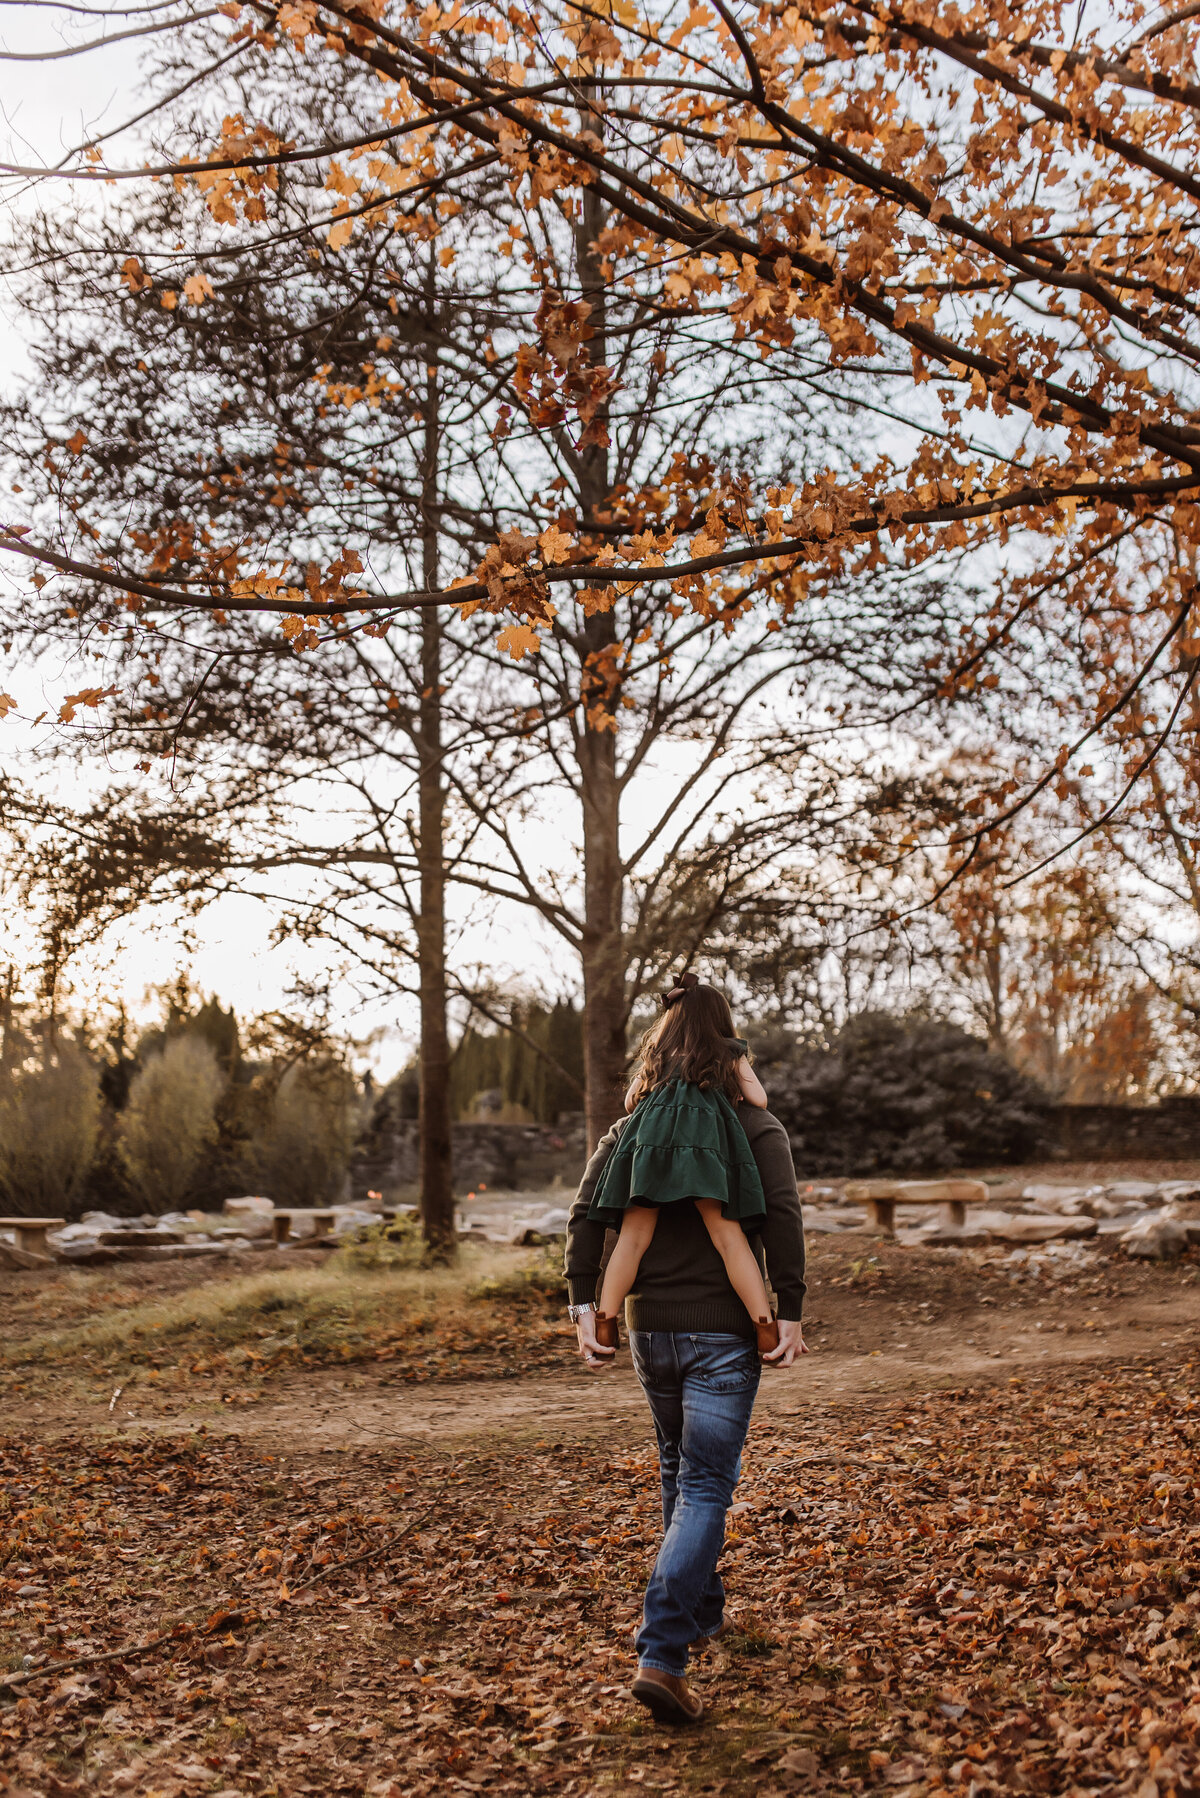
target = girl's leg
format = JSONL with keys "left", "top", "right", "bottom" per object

{"left": 597, "top": 1206, "right": 659, "bottom": 1320}
{"left": 694, "top": 1200, "right": 773, "bottom": 1321}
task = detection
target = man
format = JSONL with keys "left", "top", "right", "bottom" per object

{"left": 563, "top": 1104, "right": 806, "bottom": 1725}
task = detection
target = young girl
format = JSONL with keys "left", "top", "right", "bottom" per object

{"left": 588, "top": 973, "right": 780, "bottom": 1356}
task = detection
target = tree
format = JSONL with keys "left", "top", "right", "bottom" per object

{"left": 118, "top": 1036, "right": 225, "bottom": 1210}
{"left": 0, "top": 1034, "right": 101, "bottom": 1218}
{"left": 2, "top": 52, "right": 960, "bottom": 1154}
{"left": 253, "top": 1057, "right": 360, "bottom": 1207}
{"left": 11, "top": 0, "right": 1200, "bottom": 1150}
{"left": 0, "top": 96, "right": 536, "bottom": 1251}
{"left": 4, "top": 0, "right": 1200, "bottom": 767}
{"left": 761, "top": 1013, "right": 1047, "bottom": 1178}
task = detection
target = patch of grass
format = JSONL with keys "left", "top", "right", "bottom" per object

{"left": 470, "top": 1242, "right": 567, "bottom": 1304}
{"left": 1, "top": 1242, "right": 572, "bottom": 1384}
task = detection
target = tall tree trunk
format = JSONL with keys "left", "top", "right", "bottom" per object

{"left": 574, "top": 125, "right": 627, "bottom": 1147}
{"left": 415, "top": 295, "right": 455, "bottom": 1255}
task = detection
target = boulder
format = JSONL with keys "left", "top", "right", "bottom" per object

{"left": 907, "top": 1223, "right": 993, "bottom": 1248}
{"left": 1083, "top": 1191, "right": 1131, "bottom": 1219}
{"left": 1103, "top": 1181, "right": 1164, "bottom": 1206}
{"left": 79, "top": 1211, "right": 127, "bottom": 1232}
{"left": 1159, "top": 1180, "right": 1200, "bottom": 1205}
{"left": 804, "top": 1209, "right": 862, "bottom": 1234}
{"left": 53, "top": 1221, "right": 105, "bottom": 1244}
{"left": 994, "top": 1214, "right": 1098, "bottom": 1244}
{"left": 1096, "top": 1213, "right": 1149, "bottom": 1236}
{"left": 331, "top": 1208, "right": 383, "bottom": 1236}
{"left": 1120, "top": 1216, "right": 1197, "bottom": 1260}
{"left": 1022, "top": 1184, "right": 1094, "bottom": 1214}
{"left": 222, "top": 1197, "right": 276, "bottom": 1238}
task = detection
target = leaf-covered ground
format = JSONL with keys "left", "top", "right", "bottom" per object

{"left": 2, "top": 1353, "right": 1198, "bottom": 1797}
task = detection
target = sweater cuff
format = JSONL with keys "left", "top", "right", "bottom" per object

{"left": 567, "top": 1277, "right": 598, "bottom": 1307}
{"left": 772, "top": 1284, "right": 806, "bottom": 1322}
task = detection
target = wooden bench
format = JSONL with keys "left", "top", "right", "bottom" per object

{"left": 272, "top": 1208, "right": 338, "bottom": 1245}
{"left": 842, "top": 1180, "right": 989, "bottom": 1235}
{"left": 0, "top": 1216, "right": 65, "bottom": 1258}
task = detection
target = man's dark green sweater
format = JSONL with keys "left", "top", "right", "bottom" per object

{"left": 563, "top": 1107, "right": 807, "bottom": 1337}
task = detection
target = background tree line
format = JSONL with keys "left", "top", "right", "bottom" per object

{"left": 0, "top": 977, "right": 361, "bottom": 1219}
{"left": 5, "top": 0, "right": 1200, "bottom": 1246}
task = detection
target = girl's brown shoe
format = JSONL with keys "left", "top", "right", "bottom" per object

{"left": 594, "top": 1310, "right": 621, "bottom": 1350}
{"left": 755, "top": 1316, "right": 781, "bottom": 1357}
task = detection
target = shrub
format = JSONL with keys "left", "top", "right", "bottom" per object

{"left": 334, "top": 1215, "right": 425, "bottom": 1271}
{"left": 0, "top": 1040, "right": 101, "bottom": 1216}
{"left": 761, "top": 1012, "right": 1046, "bottom": 1177}
{"left": 253, "top": 1058, "right": 359, "bottom": 1208}
{"left": 118, "top": 1036, "right": 225, "bottom": 1209}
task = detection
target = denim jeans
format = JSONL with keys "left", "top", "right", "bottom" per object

{"left": 629, "top": 1331, "right": 761, "bottom": 1677}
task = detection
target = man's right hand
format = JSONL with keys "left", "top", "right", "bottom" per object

{"left": 576, "top": 1310, "right": 616, "bottom": 1371}
{"left": 763, "top": 1319, "right": 807, "bottom": 1367}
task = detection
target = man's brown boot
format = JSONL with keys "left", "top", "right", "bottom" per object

{"left": 631, "top": 1666, "right": 704, "bottom": 1724}
{"left": 756, "top": 1316, "right": 780, "bottom": 1357}
{"left": 594, "top": 1310, "right": 620, "bottom": 1350}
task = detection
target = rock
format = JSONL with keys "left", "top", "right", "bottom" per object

{"left": 221, "top": 1197, "right": 275, "bottom": 1238}
{"left": 55, "top": 1244, "right": 127, "bottom": 1265}
{"left": 224, "top": 1195, "right": 274, "bottom": 1216}
{"left": 0, "top": 1242, "right": 52, "bottom": 1270}
{"left": 55, "top": 1221, "right": 107, "bottom": 1243}
{"left": 994, "top": 1214, "right": 1098, "bottom": 1244}
{"left": 906, "top": 1224, "right": 993, "bottom": 1247}
{"left": 331, "top": 1208, "right": 383, "bottom": 1236}
{"left": 1096, "top": 1213, "right": 1148, "bottom": 1236}
{"left": 1022, "top": 1184, "right": 1095, "bottom": 1214}
{"left": 1159, "top": 1180, "right": 1200, "bottom": 1205}
{"left": 79, "top": 1211, "right": 127, "bottom": 1231}
{"left": 97, "top": 1229, "right": 184, "bottom": 1247}
{"left": 803, "top": 1209, "right": 861, "bottom": 1234}
{"left": 1103, "top": 1181, "right": 1164, "bottom": 1205}
{"left": 1083, "top": 1192, "right": 1130, "bottom": 1219}
{"left": 1120, "top": 1216, "right": 1196, "bottom": 1260}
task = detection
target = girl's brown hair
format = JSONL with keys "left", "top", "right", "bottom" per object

{"left": 628, "top": 981, "right": 744, "bottom": 1105}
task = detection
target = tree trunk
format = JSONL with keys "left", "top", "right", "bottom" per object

{"left": 415, "top": 300, "right": 455, "bottom": 1256}
{"left": 573, "top": 135, "right": 627, "bottom": 1147}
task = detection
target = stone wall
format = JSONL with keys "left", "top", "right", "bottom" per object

{"left": 1042, "top": 1096, "right": 1200, "bottom": 1163}
{"left": 350, "top": 1097, "right": 1200, "bottom": 1199}
{"left": 350, "top": 1117, "right": 589, "bottom": 1199}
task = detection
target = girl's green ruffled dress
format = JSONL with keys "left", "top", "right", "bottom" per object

{"left": 587, "top": 1039, "right": 767, "bottom": 1228}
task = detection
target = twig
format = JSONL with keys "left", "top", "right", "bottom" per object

{"left": 288, "top": 1505, "right": 434, "bottom": 1594}
{"left": 0, "top": 1609, "right": 253, "bottom": 1692}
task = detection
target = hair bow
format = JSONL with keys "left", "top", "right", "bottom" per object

{"left": 661, "top": 970, "right": 699, "bottom": 1009}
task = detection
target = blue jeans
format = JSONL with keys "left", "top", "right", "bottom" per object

{"left": 629, "top": 1331, "right": 761, "bottom": 1678}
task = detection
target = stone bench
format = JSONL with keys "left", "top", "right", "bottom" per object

{"left": 0, "top": 1216, "right": 65, "bottom": 1258}
{"left": 842, "top": 1180, "right": 989, "bottom": 1235}
{"left": 271, "top": 1208, "right": 339, "bottom": 1245}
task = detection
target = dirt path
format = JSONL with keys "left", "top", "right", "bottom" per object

{"left": 7, "top": 1286, "right": 1196, "bottom": 1450}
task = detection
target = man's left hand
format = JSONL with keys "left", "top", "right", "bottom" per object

{"left": 763, "top": 1320, "right": 807, "bottom": 1367}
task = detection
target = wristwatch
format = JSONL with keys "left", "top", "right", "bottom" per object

{"left": 567, "top": 1301, "right": 594, "bottom": 1323}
